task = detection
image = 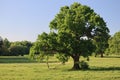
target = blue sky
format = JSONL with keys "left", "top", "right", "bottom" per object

{"left": 0, "top": 0, "right": 120, "bottom": 42}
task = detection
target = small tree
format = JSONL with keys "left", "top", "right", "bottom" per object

{"left": 0, "top": 36, "right": 3, "bottom": 55}
{"left": 29, "top": 32, "right": 57, "bottom": 68}
{"left": 0, "top": 36, "right": 3, "bottom": 48}
{"left": 93, "top": 33, "right": 110, "bottom": 57}
{"left": 0, "top": 38, "right": 11, "bottom": 56}
{"left": 105, "top": 31, "right": 120, "bottom": 55}
{"left": 3, "top": 38, "right": 11, "bottom": 48}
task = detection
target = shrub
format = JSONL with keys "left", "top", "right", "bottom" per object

{"left": 79, "top": 61, "right": 89, "bottom": 70}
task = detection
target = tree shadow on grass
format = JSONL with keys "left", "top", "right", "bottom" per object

{"left": 67, "top": 66, "right": 120, "bottom": 71}
{"left": 89, "top": 66, "right": 120, "bottom": 71}
{"left": 38, "top": 61, "right": 60, "bottom": 63}
{"left": 103, "top": 56, "right": 120, "bottom": 58}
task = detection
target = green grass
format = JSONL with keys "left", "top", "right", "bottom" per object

{"left": 0, "top": 56, "right": 120, "bottom": 80}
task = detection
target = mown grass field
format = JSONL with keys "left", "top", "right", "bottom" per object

{"left": 0, "top": 56, "right": 120, "bottom": 80}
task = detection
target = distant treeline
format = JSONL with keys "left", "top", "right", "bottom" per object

{"left": 0, "top": 39, "right": 32, "bottom": 56}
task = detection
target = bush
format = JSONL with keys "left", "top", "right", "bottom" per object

{"left": 79, "top": 61, "right": 89, "bottom": 70}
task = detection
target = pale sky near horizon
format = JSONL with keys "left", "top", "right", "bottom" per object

{"left": 0, "top": 0, "right": 120, "bottom": 42}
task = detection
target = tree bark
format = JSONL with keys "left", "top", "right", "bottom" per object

{"left": 101, "top": 53, "right": 103, "bottom": 57}
{"left": 95, "top": 53, "right": 97, "bottom": 57}
{"left": 71, "top": 54, "right": 80, "bottom": 70}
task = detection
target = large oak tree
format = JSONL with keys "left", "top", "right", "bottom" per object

{"left": 30, "top": 2, "right": 109, "bottom": 70}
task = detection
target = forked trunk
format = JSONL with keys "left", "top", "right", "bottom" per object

{"left": 72, "top": 54, "right": 80, "bottom": 70}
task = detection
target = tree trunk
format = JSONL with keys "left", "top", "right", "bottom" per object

{"left": 46, "top": 55, "right": 49, "bottom": 69}
{"left": 101, "top": 53, "right": 103, "bottom": 57}
{"left": 72, "top": 54, "right": 80, "bottom": 70}
{"left": 95, "top": 53, "right": 97, "bottom": 57}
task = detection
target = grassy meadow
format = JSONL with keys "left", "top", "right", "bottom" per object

{"left": 0, "top": 56, "right": 120, "bottom": 80}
